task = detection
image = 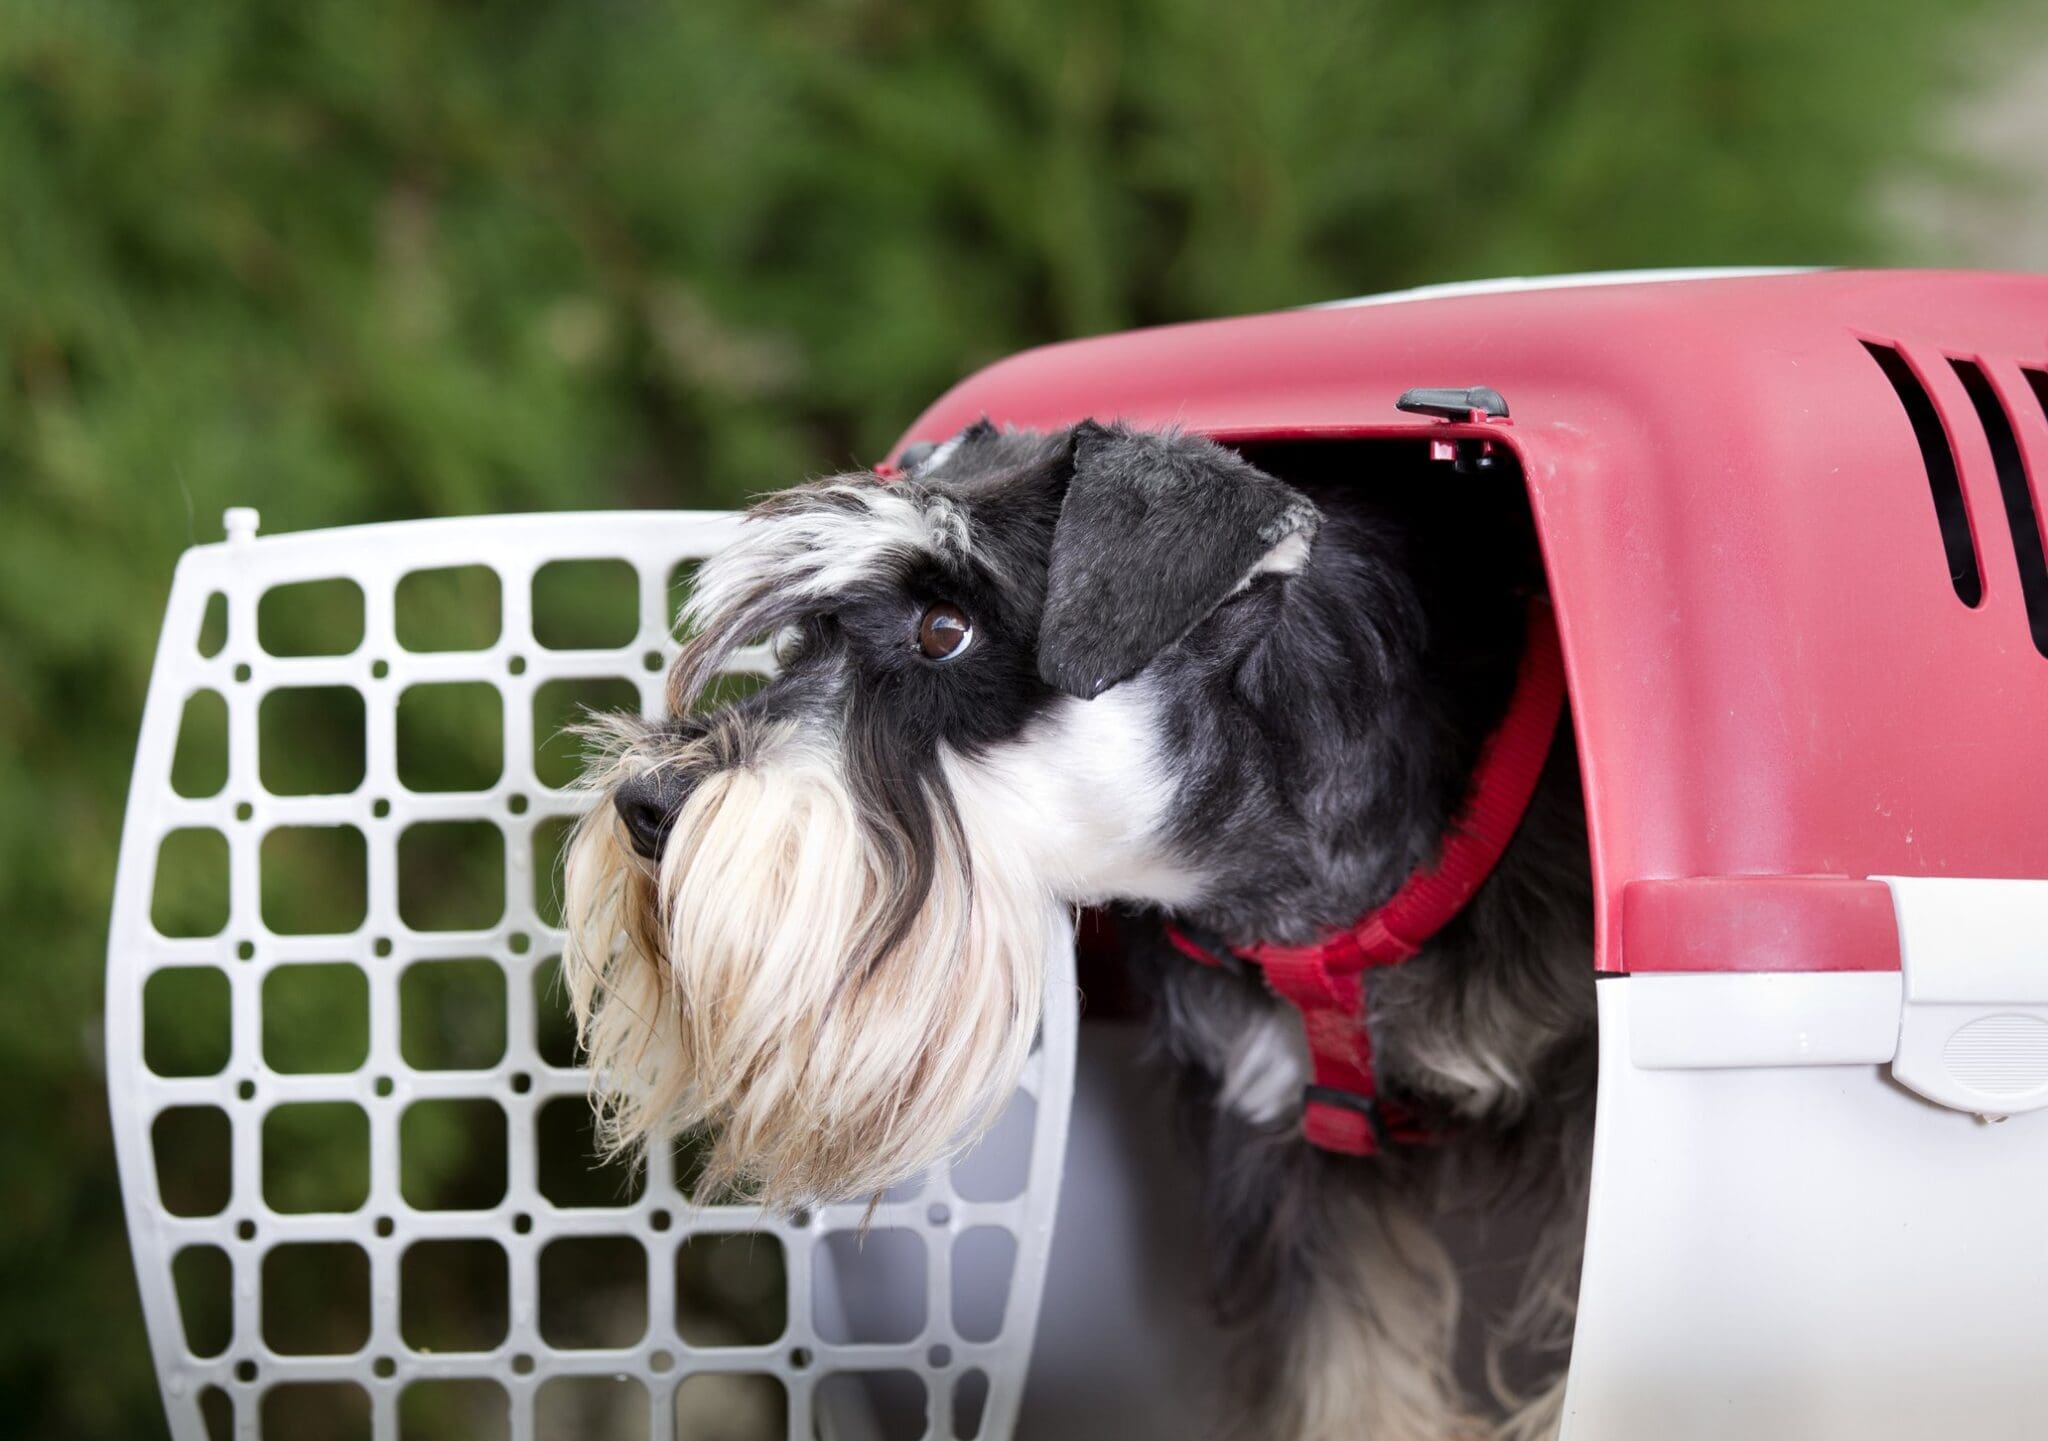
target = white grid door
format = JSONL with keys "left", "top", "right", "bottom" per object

{"left": 105, "top": 509, "right": 1077, "bottom": 1441}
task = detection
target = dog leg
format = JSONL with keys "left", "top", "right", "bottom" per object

{"left": 1266, "top": 1182, "right": 1472, "bottom": 1441}
{"left": 1491, "top": 1373, "right": 1566, "bottom": 1441}
{"left": 1459, "top": 1042, "right": 1592, "bottom": 1441}
{"left": 1199, "top": 1118, "right": 1476, "bottom": 1441}
{"left": 1479, "top": 1139, "right": 1589, "bottom": 1441}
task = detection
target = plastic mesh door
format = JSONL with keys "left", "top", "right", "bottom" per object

{"left": 105, "top": 508, "right": 1076, "bottom": 1441}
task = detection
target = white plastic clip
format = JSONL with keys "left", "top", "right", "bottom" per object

{"left": 1881, "top": 876, "right": 2048, "bottom": 1118}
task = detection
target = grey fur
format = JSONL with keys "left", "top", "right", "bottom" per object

{"left": 1094, "top": 429, "right": 1595, "bottom": 1435}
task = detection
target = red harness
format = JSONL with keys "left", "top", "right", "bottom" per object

{"left": 1165, "top": 598, "right": 1567, "bottom": 1156}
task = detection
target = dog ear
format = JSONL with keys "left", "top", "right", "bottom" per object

{"left": 900, "top": 417, "right": 997, "bottom": 477}
{"left": 1037, "top": 423, "right": 1321, "bottom": 699}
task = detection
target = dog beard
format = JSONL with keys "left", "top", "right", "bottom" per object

{"left": 564, "top": 719, "right": 1062, "bottom": 1209}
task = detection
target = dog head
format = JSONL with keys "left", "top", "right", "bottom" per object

{"left": 563, "top": 421, "right": 1320, "bottom": 1205}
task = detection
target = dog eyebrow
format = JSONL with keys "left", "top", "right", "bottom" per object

{"left": 918, "top": 493, "right": 971, "bottom": 556}
{"left": 750, "top": 478, "right": 970, "bottom": 556}
{"left": 668, "top": 479, "right": 983, "bottom": 712}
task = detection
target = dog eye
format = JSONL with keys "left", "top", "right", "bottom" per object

{"left": 917, "top": 602, "right": 973, "bottom": 661}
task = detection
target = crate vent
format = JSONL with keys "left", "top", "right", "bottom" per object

{"left": 1949, "top": 358, "right": 2048, "bottom": 658}
{"left": 1861, "top": 340, "right": 1982, "bottom": 608}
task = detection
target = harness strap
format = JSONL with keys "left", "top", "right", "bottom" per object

{"left": 1165, "top": 597, "right": 1567, "bottom": 1156}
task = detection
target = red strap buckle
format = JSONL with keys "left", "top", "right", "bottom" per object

{"left": 1256, "top": 952, "right": 1380, "bottom": 1154}
{"left": 1165, "top": 926, "right": 1436, "bottom": 1157}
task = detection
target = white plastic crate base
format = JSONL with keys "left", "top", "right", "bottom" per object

{"left": 107, "top": 509, "right": 1077, "bottom": 1441}
{"left": 1562, "top": 907, "right": 2048, "bottom": 1441}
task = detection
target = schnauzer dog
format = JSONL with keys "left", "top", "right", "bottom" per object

{"left": 564, "top": 420, "right": 1596, "bottom": 1440}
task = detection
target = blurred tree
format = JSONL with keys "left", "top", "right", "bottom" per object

{"left": 0, "top": 0, "right": 2026, "bottom": 1434}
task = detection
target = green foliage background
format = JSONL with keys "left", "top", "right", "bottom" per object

{"left": 0, "top": 0, "right": 2031, "bottom": 1435}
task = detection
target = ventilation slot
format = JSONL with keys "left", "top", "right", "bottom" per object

{"left": 1951, "top": 359, "right": 2048, "bottom": 657}
{"left": 1862, "top": 341, "right": 1981, "bottom": 606}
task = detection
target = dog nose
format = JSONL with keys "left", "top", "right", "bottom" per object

{"left": 614, "top": 771, "right": 685, "bottom": 861}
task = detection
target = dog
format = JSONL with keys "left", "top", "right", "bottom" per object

{"left": 563, "top": 420, "right": 1597, "bottom": 1440}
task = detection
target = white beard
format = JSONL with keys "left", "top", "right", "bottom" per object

{"left": 564, "top": 723, "right": 1064, "bottom": 1207}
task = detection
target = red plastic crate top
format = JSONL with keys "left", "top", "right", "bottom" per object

{"left": 888, "top": 270, "right": 2048, "bottom": 975}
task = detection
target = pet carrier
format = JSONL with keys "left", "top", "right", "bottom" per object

{"left": 114, "top": 269, "right": 2048, "bottom": 1440}
{"left": 890, "top": 267, "right": 2048, "bottom": 1440}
